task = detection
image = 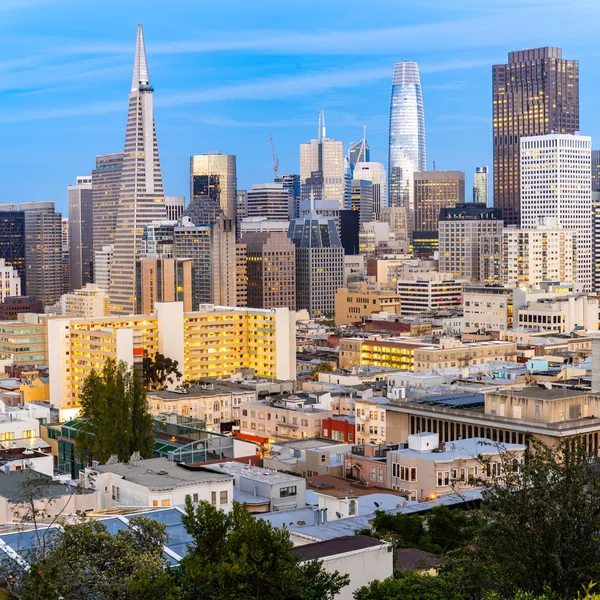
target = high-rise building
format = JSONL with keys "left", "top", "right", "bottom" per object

{"left": 182, "top": 194, "right": 223, "bottom": 226}
{"left": 0, "top": 209, "right": 25, "bottom": 293}
{"left": 353, "top": 162, "right": 387, "bottom": 219}
{"left": 520, "top": 134, "right": 592, "bottom": 288}
{"left": 22, "top": 202, "right": 63, "bottom": 305}
{"left": 388, "top": 61, "right": 426, "bottom": 210}
{"left": 141, "top": 221, "right": 176, "bottom": 258}
{"left": 0, "top": 259, "right": 21, "bottom": 302}
{"left": 439, "top": 203, "right": 503, "bottom": 281}
{"left": 247, "top": 183, "right": 290, "bottom": 221}
{"left": 300, "top": 112, "right": 345, "bottom": 208}
{"left": 236, "top": 189, "right": 248, "bottom": 238}
{"left": 413, "top": 171, "right": 465, "bottom": 235}
{"left": 350, "top": 180, "right": 374, "bottom": 228}
{"left": 493, "top": 47, "right": 579, "bottom": 226}
{"left": 241, "top": 228, "right": 296, "bottom": 310}
{"left": 91, "top": 152, "right": 123, "bottom": 253}
{"left": 348, "top": 129, "right": 370, "bottom": 171}
{"left": 380, "top": 207, "right": 410, "bottom": 253}
{"left": 94, "top": 245, "right": 114, "bottom": 292}
{"left": 288, "top": 210, "right": 344, "bottom": 317}
{"left": 592, "top": 150, "right": 600, "bottom": 193}
{"left": 190, "top": 154, "right": 236, "bottom": 220}
{"left": 62, "top": 218, "right": 69, "bottom": 292}
{"left": 136, "top": 258, "right": 192, "bottom": 314}
{"left": 47, "top": 283, "right": 110, "bottom": 318}
{"left": 472, "top": 166, "right": 489, "bottom": 206}
{"left": 275, "top": 174, "right": 301, "bottom": 218}
{"left": 110, "top": 25, "right": 167, "bottom": 315}
{"left": 165, "top": 196, "right": 185, "bottom": 221}
{"left": 68, "top": 175, "right": 94, "bottom": 290}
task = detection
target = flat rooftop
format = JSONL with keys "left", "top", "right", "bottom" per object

{"left": 0, "top": 471, "right": 94, "bottom": 501}
{"left": 147, "top": 382, "right": 251, "bottom": 400}
{"left": 495, "top": 387, "right": 591, "bottom": 401}
{"left": 391, "top": 438, "right": 525, "bottom": 462}
{"left": 96, "top": 458, "right": 232, "bottom": 491}
{"left": 202, "top": 461, "right": 303, "bottom": 484}
{"left": 291, "top": 535, "right": 383, "bottom": 561}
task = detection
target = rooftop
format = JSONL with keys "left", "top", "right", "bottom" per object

{"left": 495, "top": 386, "right": 591, "bottom": 401}
{"left": 147, "top": 382, "right": 251, "bottom": 400}
{"left": 95, "top": 458, "right": 232, "bottom": 491}
{"left": 0, "top": 471, "right": 94, "bottom": 501}
{"left": 202, "top": 462, "right": 303, "bottom": 485}
{"left": 291, "top": 535, "right": 384, "bottom": 561}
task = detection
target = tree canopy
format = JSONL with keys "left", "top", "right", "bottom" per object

{"left": 76, "top": 359, "right": 154, "bottom": 465}
{"left": 143, "top": 352, "right": 182, "bottom": 390}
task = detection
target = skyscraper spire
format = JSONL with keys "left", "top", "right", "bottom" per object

{"left": 110, "top": 24, "right": 167, "bottom": 315}
{"left": 131, "top": 24, "right": 150, "bottom": 92}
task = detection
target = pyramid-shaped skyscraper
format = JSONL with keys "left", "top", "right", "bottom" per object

{"left": 110, "top": 24, "right": 167, "bottom": 314}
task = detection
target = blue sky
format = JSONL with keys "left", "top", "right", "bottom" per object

{"left": 2, "top": 0, "right": 600, "bottom": 214}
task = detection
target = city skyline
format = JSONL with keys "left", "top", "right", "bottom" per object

{"left": 3, "top": 1, "right": 600, "bottom": 213}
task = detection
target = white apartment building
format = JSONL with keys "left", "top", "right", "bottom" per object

{"left": 516, "top": 294, "right": 598, "bottom": 333}
{"left": 501, "top": 223, "right": 576, "bottom": 286}
{"left": 354, "top": 162, "right": 387, "bottom": 218}
{"left": 463, "top": 285, "right": 513, "bottom": 332}
{"left": 94, "top": 244, "right": 114, "bottom": 291}
{"left": 520, "top": 134, "right": 592, "bottom": 288}
{"left": 355, "top": 397, "right": 388, "bottom": 445}
{"left": 46, "top": 283, "right": 110, "bottom": 318}
{"left": 396, "top": 271, "right": 463, "bottom": 315}
{"left": 0, "top": 259, "right": 21, "bottom": 302}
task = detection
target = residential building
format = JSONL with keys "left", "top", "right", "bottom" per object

{"left": 463, "top": 284, "right": 513, "bottom": 333}
{"left": 91, "top": 152, "right": 123, "bottom": 253}
{"left": 339, "top": 337, "right": 516, "bottom": 372}
{"left": 190, "top": 153, "right": 236, "bottom": 220}
{"left": 520, "top": 134, "right": 592, "bottom": 288}
{"left": 413, "top": 171, "right": 465, "bottom": 235}
{"left": 264, "top": 438, "right": 349, "bottom": 476}
{"left": 47, "top": 283, "right": 110, "bottom": 318}
{"left": 62, "top": 217, "right": 69, "bottom": 292}
{"left": 164, "top": 195, "right": 185, "bottom": 221}
{"left": 241, "top": 229, "right": 296, "bottom": 310}
{"left": 493, "top": 47, "right": 579, "bottom": 226}
{"left": 472, "top": 166, "right": 489, "bottom": 205}
{"left": 354, "top": 162, "right": 386, "bottom": 219}
{"left": 67, "top": 175, "right": 94, "bottom": 290}
{"left": 110, "top": 26, "right": 168, "bottom": 315}
{"left": 136, "top": 258, "right": 192, "bottom": 314}
{"left": 396, "top": 271, "right": 463, "bottom": 314}
{"left": 0, "top": 315, "right": 47, "bottom": 364}
{"left": 48, "top": 303, "right": 296, "bottom": 414}
{"left": 322, "top": 416, "right": 356, "bottom": 444}
{"left": 355, "top": 397, "right": 388, "bottom": 445}
{"left": 300, "top": 112, "right": 346, "bottom": 208}
{"left": 386, "top": 433, "right": 525, "bottom": 501}
{"left": 93, "top": 245, "right": 113, "bottom": 292}
{"left": 516, "top": 293, "right": 598, "bottom": 333}
{"left": 335, "top": 284, "right": 402, "bottom": 326}
{"left": 247, "top": 183, "right": 290, "bottom": 221}
{"left": 439, "top": 203, "right": 503, "bottom": 282}
{"left": 501, "top": 222, "right": 576, "bottom": 286}
{"left": 140, "top": 220, "right": 176, "bottom": 258}
{"left": 288, "top": 210, "right": 344, "bottom": 317}
{"left": 203, "top": 462, "right": 306, "bottom": 511}
{"left": 388, "top": 61, "right": 426, "bottom": 210}
{"left": 83, "top": 456, "right": 233, "bottom": 511}
{"left": 22, "top": 202, "right": 63, "bottom": 305}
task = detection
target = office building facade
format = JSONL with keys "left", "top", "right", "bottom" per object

{"left": 68, "top": 175, "right": 94, "bottom": 290}
{"left": 493, "top": 47, "right": 579, "bottom": 226}
{"left": 350, "top": 179, "right": 374, "bottom": 228}
{"left": 388, "top": 61, "right": 426, "bottom": 210}
{"left": 136, "top": 257, "right": 192, "bottom": 314}
{"left": 247, "top": 183, "right": 290, "bottom": 221}
{"left": 91, "top": 152, "right": 123, "bottom": 253}
{"left": 472, "top": 166, "right": 489, "bottom": 206}
{"left": 0, "top": 209, "right": 25, "bottom": 294}
{"left": 165, "top": 196, "right": 185, "bottom": 221}
{"left": 110, "top": 25, "right": 167, "bottom": 314}
{"left": 353, "top": 162, "right": 387, "bottom": 219}
{"left": 190, "top": 154, "right": 237, "bottom": 220}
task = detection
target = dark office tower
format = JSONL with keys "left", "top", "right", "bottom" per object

{"left": 275, "top": 174, "right": 301, "bottom": 218}
{"left": 350, "top": 180, "right": 374, "bottom": 227}
{"left": 340, "top": 210, "right": 360, "bottom": 255}
{"left": 111, "top": 24, "right": 167, "bottom": 314}
{"left": 413, "top": 171, "right": 465, "bottom": 235}
{"left": 348, "top": 128, "right": 370, "bottom": 172}
{"left": 68, "top": 175, "right": 94, "bottom": 290}
{"left": 21, "top": 202, "right": 63, "bottom": 305}
{"left": 0, "top": 208, "right": 25, "bottom": 293}
{"left": 592, "top": 150, "right": 600, "bottom": 193}
{"left": 593, "top": 150, "right": 600, "bottom": 291}
{"left": 182, "top": 195, "right": 223, "bottom": 226}
{"left": 92, "top": 152, "right": 123, "bottom": 252}
{"left": 493, "top": 47, "right": 579, "bottom": 225}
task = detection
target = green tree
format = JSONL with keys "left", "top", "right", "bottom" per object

{"left": 179, "top": 497, "right": 349, "bottom": 600}
{"left": 0, "top": 517, "right": 177, "bottom": 600}
{"left": 354, "top": 570, "right": 464, "bottom": 600}
{"left": 426, "top": 506, "right": 478, "bottom": 553}
{"left": 310, "top": 361, "right": 334, "bottom": 381}
{"left": 76, "top": 359, "right": 154, "bottom": 464}
{"left": 442, "top": 437, "right": 600, "bottom": 598}
{"left": 143, "top": 352, "right": 182, "bottom": 390}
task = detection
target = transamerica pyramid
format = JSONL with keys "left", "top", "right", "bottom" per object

{"left": 110, "top": 24, "right": 167, "bottom": 314}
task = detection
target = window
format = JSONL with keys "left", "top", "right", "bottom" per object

{"left": 280, "top": 486, "right": 297, "bottom": 498}
{"left": 111, "top": 486, "right": 120, "bottom": 501}
{"left": 153, "top": 500, "right": 158, "bottom": 507}
{"left": 370, "top": 466, "right": 376, "bottom": 480}
{"left": 22, "top": 430, "right": 35, "bottom": 439}
{"left": 0, "top": 432, "right": 14, "bottom": 441}
{"left": 410, "top": 468, "right": 417, "bottom": 482}
{"left": 192, "top": 493, "right": 199, "bottom": 502}
{"left": 211, "top": 491, "right": 217, "bottom": 506}
{"left": 320, "top": 454, "right": 327, "bottom": 463}
{"left": 349, "top": 499, "right": 357, "bottom": 516}
{"left": 437, "top": 471, "right": 443, "bottom": 487}
{"left": 161, "top": 499, "right": 170, "bottom": 507}
{"left": 220, "top": 491, "right": 228, "bottom": 505}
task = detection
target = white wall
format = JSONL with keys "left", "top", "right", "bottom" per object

{"left": 48, "top": 318, "right": 71, "bottom": 411}
{"left": 275, "top": 307, "right": 296, "bottom": 381}
{"left": 156, "top": 302, "right": 185, "bottom": 388}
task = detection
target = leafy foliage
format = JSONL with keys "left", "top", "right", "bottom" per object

{"left": 354, "top": 570, "right": 464, "bottom": 600}
{"left": 76, "top": 359, "right": 154, "bottom": 464}
{"left": 143, "top": 352, "right": 182, "bottom": 390}
{"left": 310, "top": 361, "right": 334, "bottom": 381}
{"left": 179, "top": 497, "right": 349, "bottom": 600}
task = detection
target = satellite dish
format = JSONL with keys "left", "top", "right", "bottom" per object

{"left": 336, "top": 512, "right": 343, "bottom": 519}
{"left": 374, "top": 501, "right": 380, "bottom": 508}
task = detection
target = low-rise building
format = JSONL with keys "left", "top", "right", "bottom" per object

{"left": 355, "top": 397, "right": 388, "bottom": 444}
{"left": 396, "top": 271, "right": 463, "bottom": 315}
{"left": 46, "top": 283, "right": 110, "bottom": 318}
{"left": 335, "top": 283, "right": 402, "bottom": 326}
{"left": 386, "top": 433, "right": 525, "bottom": 501}
{"left": 82, "top": 456, "right": 234, "bottom": 511}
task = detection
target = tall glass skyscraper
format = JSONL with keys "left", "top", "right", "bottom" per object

{"left": 388, "top": 61, "right": 426, "bottom": 210}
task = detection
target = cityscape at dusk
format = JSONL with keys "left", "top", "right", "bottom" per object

{"left": 0, "top": 1, "right": 600, "bottom": 599}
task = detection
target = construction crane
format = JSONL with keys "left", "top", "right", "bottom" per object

{"left": 269, "top": 133, "right": 280, "bottom": 180}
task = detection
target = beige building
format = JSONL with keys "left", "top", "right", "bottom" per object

{"left": 413, "top": 171, "right": 465, "bottom": 234}
{"left": 463, "top": 285, "right": 513, "bottom": 333}
{"left": 335, "top": 283, "right": 402, "bottom": 326}
{"left": 46, "top": 283, "right": 110, "bottom": 318}
{"left": 136, "top": 258, "right": 192, "bottom": 314}
{"left": 396, "top": 270, "right": 463, "bottom": 315}
{"left": 501, "top": 224, "right": 576, "bottom": 286}
{"left": 0, "top": 314, "right": 47, "bottom": 365}
{"left": 240, "top": 397, "right": 333, "bottom": 441}
{"left": 339, "top": 337, "right": 516, "bottom": 372}
{"left": 385, "top": 387, "right": 600, "bottom": 452}
{"left": 386, "top": 433, "right": 525, "bottom": 501}
{"left": 355, "top": 397, "right": 387, "bottom": 445}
